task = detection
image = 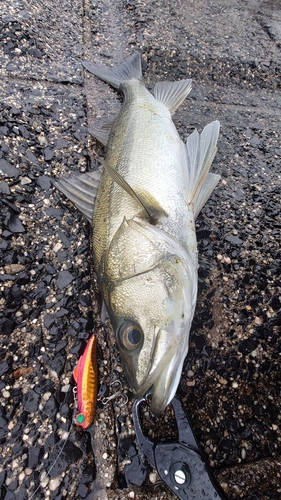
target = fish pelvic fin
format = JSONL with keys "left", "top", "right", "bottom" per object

{"left": 53, "top": 170, "right": 102, "bottom": 223}
{"left": 183, "top": 120, "right": 220, "bottom": 218}
{"left": 82, "top": 53, "right": 142, "bottom": 90}
{"left": 154, "top": 79, "right": 192, "bottom": 115}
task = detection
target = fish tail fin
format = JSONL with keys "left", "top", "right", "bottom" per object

{"left": 184, "top": 120, "right": 220, "bottom": 219}
{"left": 82, "top": 53, "right": 142, "bottom": 89}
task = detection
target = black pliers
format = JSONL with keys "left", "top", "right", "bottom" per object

{"left": 132, "top": 393, "right": 227, "bottom": 500}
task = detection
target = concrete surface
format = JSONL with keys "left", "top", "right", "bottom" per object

{"left": 0, "top": 0, "right": 280, "bottom": 499}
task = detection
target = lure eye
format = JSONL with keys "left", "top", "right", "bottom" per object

{"left": 118, "top": 322, "right": 143, "bottom": 352}
{"left": 74, "top": 413, "right": 85, "bottom": 426}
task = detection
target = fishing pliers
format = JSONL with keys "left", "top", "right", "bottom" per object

{"left": 132, "top": 393, "right": 227, "bottom": 500}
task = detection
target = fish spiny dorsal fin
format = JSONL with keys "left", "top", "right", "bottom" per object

{"left": 98, "top": 157, "right": 167, "bottom": 222}
{"left": 183, "top": 120, "right": 220, "bottom": 219}
{"left": 82, "top": 53, "right": 142, "bottom": 90}
{"left": 53, "top": 170, "right": 102, "bottom": 223}
{"left": 153, "top": 79, "right": 192, "bottom": 114}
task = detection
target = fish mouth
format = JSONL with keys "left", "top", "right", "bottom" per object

{"left": 134, "top": 327, "right": 187, "bottom": 415}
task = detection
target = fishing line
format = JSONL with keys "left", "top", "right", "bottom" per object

{"left": 29, "top": 425, "right": 72, "bottom": 500}
{"left": 28, "top": 388, "right": 79, "bottom": 500}
{"left": 28, "top": 380, "right": 127, "bottom": 499}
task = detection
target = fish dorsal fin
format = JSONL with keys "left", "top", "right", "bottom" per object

{"left": 53, "top": 170, "right": 102, "bottom": 223}
{"left": 98, "top": 157, "right": 166, "bottom": 222}
{"left": 82, "top": 53, "right": 142, "bottom": 90}
{"left": 154, "top": 79, "right": 192, "bottom": 114}
{"left": 183, "top": 120, "right": 220, "bottom": 218}
{"left": 88, "top": 120, "right": 114, "bottom": 146}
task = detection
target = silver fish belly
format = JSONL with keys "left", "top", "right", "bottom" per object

{"left": 54, "top": 53, "right": 220, "bottom": 414}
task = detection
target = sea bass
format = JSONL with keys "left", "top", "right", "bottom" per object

{"left": 55, "top": 53, "right": 220, "bottom": 415}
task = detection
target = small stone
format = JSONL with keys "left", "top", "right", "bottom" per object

{"left": 26, "top": 150, "right": 38, "bottom": 164}
{"left": 55, "top": 139, "right": 68, "bottom": 149}
{"left": 0, "top": 361, "right": 11, "bottom": 376}
{"left": 187, "top": 380, "right": 196, "bottom": 386}
{"left": 44, "top": 148, "right": 54, "bottom": 161}
{"left": 37, "top": 175, "right": 51, "bottom": 190}
{"left": 149, "top": 472, "right": 157, "bottom": 483}
{"left": 56, "top": 270, "right": 74, "bottom": 290}
{"left": 49, "top": 477, "right": 61, "bottom": 492}
{"left": 0, "top": 318, "right": 15, "bottom": 335}
{"left": 225, "top": 234, "right": 243, "bottom": 246}
{"left": 21, "top": 176, "right": 32, "bottom": 185}
{"left": 254, "top": 317, "right": 263, "bottom": 325}
{"left": 23, "top": 389, "right": 40, "bottom": 412}
{"left": 0, "top": 159, "right": 21, "bottom": 178}
{"left": 53, "top": 243, "right": 62, "bottom": 253}
{"left": 232, "top": 381, "right": 239, "bottom": 389}
{"left": 5, "top": 213, "right": 25, "bottom": 233}
{"left": 128, "top": 492, "right": 135, "bottom": 499}
{"left": 0, "top": 182, "right": 10, "bottom": 194}
{"left": 4, "top": 264, "right": 25, "bottom": 275}
{"left": 18, "top": 472, "right": 25, "bottom": 481}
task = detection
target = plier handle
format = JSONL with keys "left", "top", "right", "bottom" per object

{"left": 132, "top": 393, "right": 227, "bottom": 500}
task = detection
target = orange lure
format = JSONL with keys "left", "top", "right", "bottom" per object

{"left": 73, "top": 334, "right": 98, "bottom": 429}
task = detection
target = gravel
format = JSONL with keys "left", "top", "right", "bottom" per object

{"left": 1, "top": 0, "right": 280, "bottom": 499}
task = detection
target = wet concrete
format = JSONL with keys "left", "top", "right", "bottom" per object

{"left": 0, "top": 0, "right": 280, "bottom": 499}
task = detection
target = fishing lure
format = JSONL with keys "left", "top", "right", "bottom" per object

{"left": 73, "top": 334, "right": 98, "bottom": 429}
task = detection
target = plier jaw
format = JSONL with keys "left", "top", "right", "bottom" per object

{"left": 132, "top": 393, "right": 228, "bottom": 500}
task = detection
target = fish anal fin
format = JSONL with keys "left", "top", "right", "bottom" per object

{"left": 53, "top": 170, "right": 102, "bottom": 223}
{"left": 154, "top": 79, "right": 192, "bottom": 114}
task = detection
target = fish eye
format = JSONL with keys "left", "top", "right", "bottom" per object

{"left": 117, "top": 322, "right": 143, "bottom": 352}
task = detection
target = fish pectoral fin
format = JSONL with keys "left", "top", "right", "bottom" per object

{"left": 98, "top": 156, "right": 167, "bottom": 222}
{"left": 88, "top": 120, "right": 114, "bottom": 146}
{"left": 183, "top": 120, "right": 220, "bottom": 218}
{"left": 153, "top": 79, "right": 192, "bottom": 114}
{"left": 53, "top": 170, "right": 102, "bottom": 223}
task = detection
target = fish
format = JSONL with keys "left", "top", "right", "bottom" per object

{"left": 73, "top": 334, "right": 98, "bottom": 429}
{"left": 54, "top": 53, "right": 220, "bottom": 415}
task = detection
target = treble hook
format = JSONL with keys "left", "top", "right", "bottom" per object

{"left": 98, "top": 379, "right": 128, "bottom": 407}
